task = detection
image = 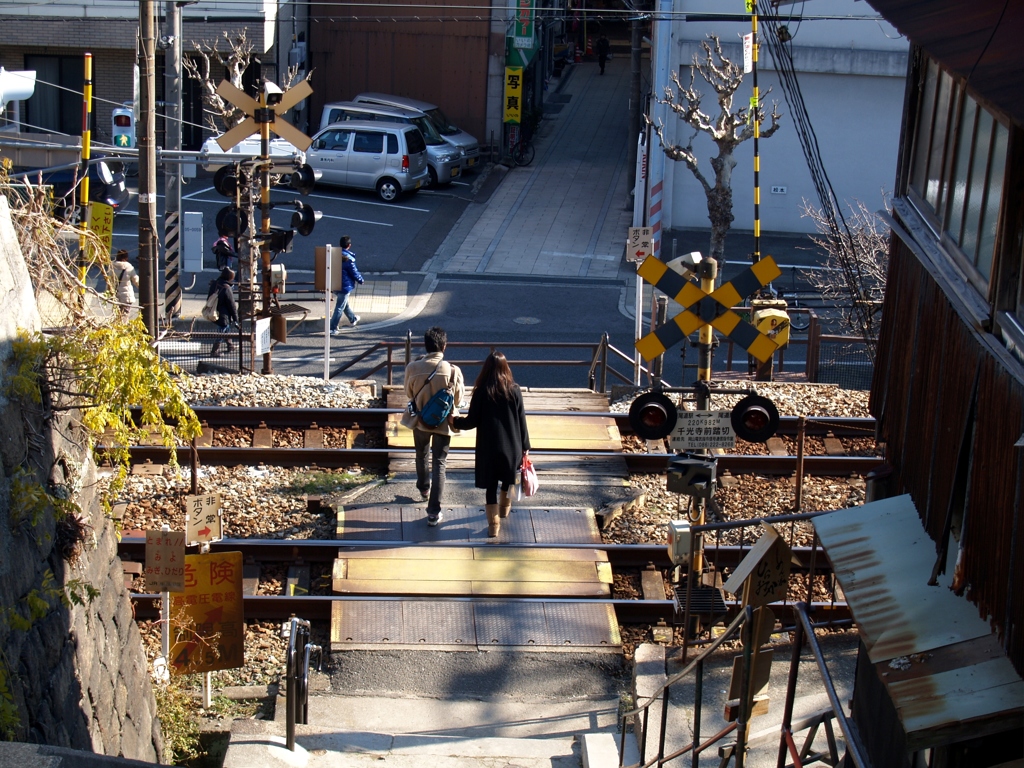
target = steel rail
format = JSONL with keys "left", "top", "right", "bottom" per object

{"left": 123, "top": 444, "right": 882, "bottom": 475}
{"left": 152, "top": 406, "right": 875, "bottom": 437}
{"left": 128, "top": 593, "right": 848, "bottom": 625}
{"left": 118, "top": 538, "right": 834, "bottom": 574}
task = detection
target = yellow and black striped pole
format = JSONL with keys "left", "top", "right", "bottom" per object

{"left": 79, "top": 52, "right": 93, "bottom": 289}
{"left": 260, "top": 86, "right": 273, "bottom": 374}
{"left": 749, "top": 0, "right": 760, "bottom": 264}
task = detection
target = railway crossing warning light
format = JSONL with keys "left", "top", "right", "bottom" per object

{"left": 628, "top": 391, "right": 678, "bottom": 440}
{"left": 731, "top": 393, "right": 780, "bottom": 443}
{"left": 213, "top": 165, "right": 250, "bottom": 237}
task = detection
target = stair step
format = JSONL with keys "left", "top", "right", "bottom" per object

{"left": 224, "top": 719, "right": 584, "bottom": 767}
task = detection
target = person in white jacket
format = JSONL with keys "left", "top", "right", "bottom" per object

{"left": 111, "top": 250, "right": 139, "bottom": 317}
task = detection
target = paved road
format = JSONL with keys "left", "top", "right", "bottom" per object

{"left": 110, "top": 54, "right": 831, "bottom": 388}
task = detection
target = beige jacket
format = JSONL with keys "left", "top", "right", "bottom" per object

{"left": 400, "top": 352, "right": 465, "bottom": 435}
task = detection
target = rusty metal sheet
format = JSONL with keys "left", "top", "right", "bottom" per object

{"left": 529, "top": 507, "right": 600, "bottom": 544}
{"left": 402, "top": 601, "right": 476, "bottom": 646}
{"left": 336, "top": 504, "right": 403, "bottom": 541}
{"left": 543, "top": 603, "right": 621, "bottom": 648}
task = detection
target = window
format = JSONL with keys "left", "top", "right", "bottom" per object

{"left": 908, "top": 55, "right": 1010, "bottom": 287}
{"left": 387, "top": 133, "right": 398, "bottom": 154}
{"left": 24, "top": 55, "right": 84, "bottom": 135}
{"left": 353, "top": 132, "right": 383, "bottom": 153}
{"left": 405, "top": 128, "right": 426, "bottom": 155}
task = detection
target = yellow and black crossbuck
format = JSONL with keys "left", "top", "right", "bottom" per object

{"left": 635, "top": 255, "right": 782, "bottom": 363}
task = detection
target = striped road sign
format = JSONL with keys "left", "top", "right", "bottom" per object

{"left": 635, "top": 255, "right": 782, "bottom": 363}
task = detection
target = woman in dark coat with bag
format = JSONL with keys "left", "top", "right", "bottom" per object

{"left": 451, "top": 351, "right": 530, "bottom": 538}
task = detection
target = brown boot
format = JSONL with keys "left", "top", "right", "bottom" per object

{"left": 498, "top": 489, "right": 512, "bottom": 518}
{"left": 486, "top": 504, "right": 501, "bottom": 538}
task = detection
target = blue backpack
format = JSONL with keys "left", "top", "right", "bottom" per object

{"left": 408, "top": 362, "right": 455, "bottom": 428}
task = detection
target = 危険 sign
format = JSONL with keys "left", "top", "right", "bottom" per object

{"left": 669, "top": 409, "right": 736, "bottom": 451}
{"left": 169, "top": 551, "right": 244, "bottom": 674}
{"left": 145, "top": 529, "right": 186, "bottom": 592}
{"left": 627, "top": 226, "right": 653, "bottom": 263}
{"left": 185, "top": 493, "right": 224, "bottom": 546}
{"left": 504, "top": 67, "right": 523, "bottom": 124}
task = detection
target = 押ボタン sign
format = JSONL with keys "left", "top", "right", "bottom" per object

{"left": 145, "top": 529, "right": 186, "bottom": 592}
{"left": 185, "top": 493, "right": 224, "bottom": 546}
{"left": 669, "top": 409, "right": 736, "bottom": 451}
{"left": 169, "top": 551, "right": 244, "bottom": 674}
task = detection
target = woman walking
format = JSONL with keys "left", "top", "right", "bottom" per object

{"left": 451, "top": 351, "right": 531, "bottom": 538}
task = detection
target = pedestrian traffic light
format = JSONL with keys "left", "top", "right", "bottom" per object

{"left": 628, "top": 391, "right": 678, "bottom": 440}
{"left": 730, "top": 393, "right": 779, "bottom": 443}
{"left": 111, "top": 105, "right": 135, "bottom": 149}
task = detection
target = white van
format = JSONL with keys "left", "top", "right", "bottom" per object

{"left": 319, "top": 101, "right": 462, "bottom": 187}
{"left": 352, "top": 93, "right": 481, "bottom": 172}
{"left": 306, "top": 120, "right": 429, "bottom": 202}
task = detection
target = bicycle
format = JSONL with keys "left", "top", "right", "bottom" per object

{"left": 510, "top": 136, "right": 535, "bottom": 167}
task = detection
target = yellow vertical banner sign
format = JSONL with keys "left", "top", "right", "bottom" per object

{"left": 504, "top": 67, "right": 523, "bottom": 124}
{"left": 87, "top": 202, "right": 113, "bottom": 261}
{"left": 170, "top": 551, "right": 245, "bottom": 675}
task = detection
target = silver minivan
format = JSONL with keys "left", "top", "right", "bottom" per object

{"left": 306, "top": 120, "right": 429, "bottom": 202}
{"left": 319, "top": 101, "right": 462, "bottom": 187}
{"left": 352, "top": 93, "right": 481, "bottom": 172}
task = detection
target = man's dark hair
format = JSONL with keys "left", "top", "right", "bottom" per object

{"left": 340, "top": 235, "right": 351, "bottom": 249}
{"left": 424, "top": 327, "right": 447, "bottom": 353}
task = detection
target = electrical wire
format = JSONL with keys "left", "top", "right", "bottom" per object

{"left": 756, "top": 0, "right": 876, "bottom": 357}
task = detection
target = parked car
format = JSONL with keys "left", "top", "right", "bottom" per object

{"left": 200, "top": 134, "right": 305, "bottom": 172}
{"left": 351, "top": 93, "right": 481, "bottom": 173}
{"left": 306, "top": 120, "right": 429, "bottom": 202}
{"left": 319, "top": 101, "right": 462, "bottom": 187}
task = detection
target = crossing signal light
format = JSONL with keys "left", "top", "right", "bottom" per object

{"left": 730, "top": 393, "right": 780, "bottom": 443}
{"left": 213, "top": 165, "right": 241, "bottom": 196}
{"left": 215, "top": 205, "right": 249, "bottom": 237}
{"left": 290, "top": 201, "right": 321, "bottom": 236}
{"left": 628, "top": 391, "right": 678, "bottom": 440}
{"left": 290, "top": 163, "right": 317, "bottom": 195}
{"left": 267, "top": 227, "right": 294, "bottom": 254}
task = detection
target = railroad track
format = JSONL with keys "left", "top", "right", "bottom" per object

{"left": 122, "top": 409, "right": 879, "bottom": 474}
{"left": 120, "top": 538, "right": 850, "bottom": 626}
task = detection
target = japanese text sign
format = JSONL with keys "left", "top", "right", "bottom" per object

{"left": 514, "top": 0, "right": 535, "bottom": 48}
{"left": 670, "top": 409, "right": 736, "bottom": 451}
{"left": 185, "top": 493, "right": 224, "bottom": 546}
{"left": 145, "top": 529, "right": 186, "bottom": 592}
{"left": 88, "top": 202, "right": 114, "bottom": 261}
{"left": 169, "top": 551, "right": 245, "bottom": 674}
{"left": 723, "top": 523, "right": 792, "bottom": 608}
{"left": 255, "top": 317, "right": 272, "bottom": 356}
{"left": 627, "top": 226, "right": 653, "bottom": 263}
{"left": 504, "top": 67, "right": 523, "bottom": 124}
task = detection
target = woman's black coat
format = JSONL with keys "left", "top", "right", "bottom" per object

{"left": 452, "top": 384, "right": 531, "bottom": 489}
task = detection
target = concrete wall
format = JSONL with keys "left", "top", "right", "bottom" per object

{"left": 0, "top": 198, "right": 163, "bottom": 762}
{"left": 655, "top": 0, "right": 908, "bottom": 235}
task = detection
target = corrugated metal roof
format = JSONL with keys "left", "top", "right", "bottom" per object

{"left": 866, "top": 0, "right": 1024, "bottom": 126}
{"left": 815, "top": 496, "right": 1024, "bottom": 749}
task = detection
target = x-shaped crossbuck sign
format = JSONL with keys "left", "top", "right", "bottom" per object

{"left": 635, "top": 255, "right": 783, "bottom": 363}
{"left": 215, "top": 80, "right": 313, "bottom": 152}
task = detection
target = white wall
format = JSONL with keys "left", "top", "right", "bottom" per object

{"left": 657, "top": 0, "right": 908, "bottom": 234}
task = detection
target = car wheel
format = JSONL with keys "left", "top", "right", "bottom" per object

{"left": 377, "top": 178, "right": 400, "bottom": 202}
{"left": 427, "top": 167, "right": 438, "bottom": 188}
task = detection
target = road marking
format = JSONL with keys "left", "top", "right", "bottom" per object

{"left": 273, "top": 187, "right": 431, "bottom": 213}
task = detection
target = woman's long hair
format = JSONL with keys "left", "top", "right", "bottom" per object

{"left": 474, "top": 351, "right": 516, "bottom": 402}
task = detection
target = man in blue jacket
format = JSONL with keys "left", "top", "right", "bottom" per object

{"left": 330, "top": 235, "right": 364, "bottom": 335}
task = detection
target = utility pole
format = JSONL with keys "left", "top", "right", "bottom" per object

{"left": 138, "top": 0, "right": 159, "bottom": 336}
{"left": 163, "top": 0, "right": 183, "bottom": 320}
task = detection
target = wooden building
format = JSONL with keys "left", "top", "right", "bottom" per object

{"left": 822, "top": 0, "right": 1024, "bottom": 764}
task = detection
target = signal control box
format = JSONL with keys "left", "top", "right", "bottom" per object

{"left": 667, "top": 520, "right": 692, "bottom": 565}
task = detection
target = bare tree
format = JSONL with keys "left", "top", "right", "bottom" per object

{"left": 647, "top": 34, "right": 781, "bottom": 264}
{"left": 800, "top": 197, "right": 889, "bottom": 341}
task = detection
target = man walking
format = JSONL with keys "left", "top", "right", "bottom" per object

{"left": 330, "top": 235, "right": 363, "bottom": 334}
{"left": 596, "top": 34, "right": 610, "bottom": 74}
{"left": 401, "top": 327, "right": 465, "bottom": 526}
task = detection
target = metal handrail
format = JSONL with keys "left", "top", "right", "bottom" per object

{"left": 618, "top": 606, "right": 754, "bottom": 768}
{"left": 284, "top": 616, "right": 321, "bottom": 751}
{"left": 780, "top": 603, "right": 869, "bottom": 768}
